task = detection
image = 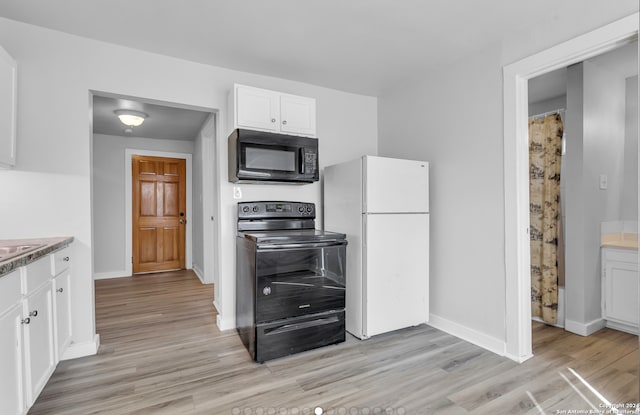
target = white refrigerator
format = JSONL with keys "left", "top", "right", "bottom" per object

{"left": 324, "top": 155, "right": 429, "bottom": 339}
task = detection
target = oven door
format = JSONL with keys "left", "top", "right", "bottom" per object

{"left": 255, "top": 240, "right": 346, "bottom": 323}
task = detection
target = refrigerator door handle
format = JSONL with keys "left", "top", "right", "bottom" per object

{"left": 362, "top": 216, "right": 366, "bottom": 248}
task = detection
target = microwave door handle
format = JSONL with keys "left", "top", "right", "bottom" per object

{"left": 300, "top": 148, "right": 305, "bottom": 174}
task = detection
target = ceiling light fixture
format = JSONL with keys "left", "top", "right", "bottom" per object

{"left": 114, "top": 109, "right": 148, "bottom": 127}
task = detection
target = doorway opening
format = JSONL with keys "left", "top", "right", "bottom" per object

{"left": 528, "top": 43, "right": 638, "bottom": 336}
{"left": 503, "top": 13, "right": 638, "bottom": 362}
{"left": 90, "top": 91, "right": 218, "bottom": 284}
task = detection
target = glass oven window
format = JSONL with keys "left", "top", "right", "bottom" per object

{"left": 245, "top": 146, "right": 296, "bottom": 172}
{"left": 255, "top": 244, "right": 346, "bottom": 321}
{"left": 256, "top": 245, "right": 346, "bottom": 287}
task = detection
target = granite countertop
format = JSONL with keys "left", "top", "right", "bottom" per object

{"left": 601, "top": 233, "right": 638, "bottom": 250}
{"left": 0, "top": 237, "right": 74, "bottom": 278}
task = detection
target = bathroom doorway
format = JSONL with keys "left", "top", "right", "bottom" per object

{"left": 502, "top": 13, "right": 638, "bottom": 362}
{"left": 527, "top": 42, "right": 638, "bottom": 336}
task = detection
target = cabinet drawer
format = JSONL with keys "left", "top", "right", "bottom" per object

{"left": 0, "top": 270, "right": 21, "bottom": 315}
{"left": 603, "top": 248, "right": 639, "bottom": 263}
{"left": 256, "top": 310, "right": 345, "bottom": 362}
{"left": 22, "top": 258, "right": 51, "bottom": 295}
{"left": 51, "top": 246, "right": 71, "bottom": 277}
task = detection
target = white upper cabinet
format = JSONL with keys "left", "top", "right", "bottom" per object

{"left": 0, "top": 45, "right": 17, "bottom": 169}
{"left": 280, "top": 94, "right": 316, "bottom": 137}
{"left": 232, "top": 84, "right": 316, "bottom": 137}
{"left": 236, "top": 85, "right": 279, "bottom": 132}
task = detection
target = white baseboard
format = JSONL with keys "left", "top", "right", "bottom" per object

{"left": 428, "top": 313, "right": 506, "bottom": 358}
{"left": 565, "top": 318, "right": 606, "bottom": 336}
{"left": 93, "top": 271, "right": 130, "bottom": 280}
{"left": 532, "top": 316, "right": 565, "bottom": 329}
{"left": 216, "top": 313, "right": 236, "bottom": 331}
{"left": 192, "top": 265, "right": 204, "bottom": 283}
{"left": 61, "top": 334, "right": 100, "bottom": 360}
{"left": 604, "top": 320, "right": 638, "bottom": 335}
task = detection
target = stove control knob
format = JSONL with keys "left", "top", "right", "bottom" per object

{"left": 252, "top": 206, "right": 259, "bottom": 213}
{"left": 306, "top": 206, "right": 313, "bottom": 213}
{"left": 298, "top": 206, "right": 305, "bottom": 213}
{"left": 242, "top": 206, "right": 250, "bottom": 213}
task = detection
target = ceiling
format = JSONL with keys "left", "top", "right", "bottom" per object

{"left": 0, "top": 0, "right": 637, "bottom": 97}
{"left": 2, "top": 1, "right": 637, "bottom": 140}
{"left": 92, "top": 95, "right": 211, "bottom": 140}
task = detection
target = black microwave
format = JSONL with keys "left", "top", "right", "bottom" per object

{"left": 228, "top": 129, "right": 319, "bottom": 183}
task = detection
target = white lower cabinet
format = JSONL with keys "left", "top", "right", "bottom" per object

{"left": 22, "top": 281, "right": 56, "bottom": 406}
{"left": 0, "top": 303, "right": 25, "bottom": 415}
{"left": 602, "top": 247, "right": 639, "bottom": 334}
{"left": 53, "top": 271, "right": 72, "bottom": 359}
{"left": 0, "top": 244, "right": 73, "bottom": 415}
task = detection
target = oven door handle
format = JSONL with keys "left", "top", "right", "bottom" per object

{"left": 264, "top": 315, "right": 341, "bottom": 336}
{"left": 257, "top": 240, "right": 347, "bottom": 250}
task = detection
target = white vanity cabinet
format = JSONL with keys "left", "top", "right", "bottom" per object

{"left": 232, "top": 84, "right": 316, "bottom": 137}
{"left": 602, "top": 247, "right": 639, "bottom": 334}
{"left": 0, "top": 44, "right": 17, "bottom": 168}
{"left": 0, "top": 270, "right": 26, "bottom": 415}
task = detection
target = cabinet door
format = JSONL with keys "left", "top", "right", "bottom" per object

{"left": 0, "top": 306, "right": 25, "bottom": 415}
{"left": 604, "top": 260, "right": 639, "bottom": 326}
{"left": 0, "top": 45, "right": 17, "bottom": 168}
{"left": 236, "top": 85, "right": 279, "bottom": 132}
{"left": 280, "top": 94, "right": 316, "bottom": 137}
{"left": 23, "top": 282, "right": 55, "bottom": 406}
{"left": 53, "top": 272, "right": 72, "bottom": 360}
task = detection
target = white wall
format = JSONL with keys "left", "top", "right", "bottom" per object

{"left": 529, "top": 95, "right": 567, "bottom": 117}
{"left": 622, "top": 76, "right": 639, "bottom": 220}
{"left": 582, "top": 60, "right": 627, "bottom": 324}
{"left": 564, "top": 60, "right": 627, "bottom": 330}
{"left": 192, "top": 124, "right": 204, "bottom": 279}
{"left": 191, "top": 113, "right": 217, "bottom": 285}
{"left": 92, "top": 133, "right": 195, "bottom": 277}
{"left": 564, "top": 63, "right": 587, "bottom": 329}
{"left": 0, "top": 18, "right": 377, "bottom": 351}
{"left": 378, "top": 4, "right": 637, "bottom": 351}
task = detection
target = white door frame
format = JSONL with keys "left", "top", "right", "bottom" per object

{"left": 502, "top": 13, "right": 639, "bottom": 362}
{"left": 125, "top": 149, "right": 193, "bottom": 276}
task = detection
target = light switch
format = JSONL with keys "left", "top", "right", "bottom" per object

{"left": 599, "top": 174, "right": 608, "bottom": 190}
{"left": 233, "top": 186, "right": 242, "bottom": 199}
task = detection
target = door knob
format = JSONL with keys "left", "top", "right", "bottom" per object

{"left": 179, "top": 219, "right": 186, "bottom": 224}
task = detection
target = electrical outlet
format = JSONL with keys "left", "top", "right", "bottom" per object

{"left": 599, "top": 174, "right": 608, "bottom": 190}
{"left": 233, "top": 186, "right": 242, "bottom": 199}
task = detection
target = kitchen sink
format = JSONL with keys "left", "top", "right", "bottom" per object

{"left": 0, "top": 244, "right": 45, "bottom": 262}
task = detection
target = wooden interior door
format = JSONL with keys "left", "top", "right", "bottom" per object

{"left": 132, "top": 155, "right": 186, "bottom": 274}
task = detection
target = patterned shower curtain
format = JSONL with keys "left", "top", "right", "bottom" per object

{"left": 529, "top": 113, "right": 563, "bottom": 325}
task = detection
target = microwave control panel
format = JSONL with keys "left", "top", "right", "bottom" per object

{"left": 303, "top": 150, "right": 317, "bottom": 174}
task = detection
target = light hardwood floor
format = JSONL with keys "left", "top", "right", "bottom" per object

{"left": 30, "top": 270, "right": 638, "bottom": 414}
